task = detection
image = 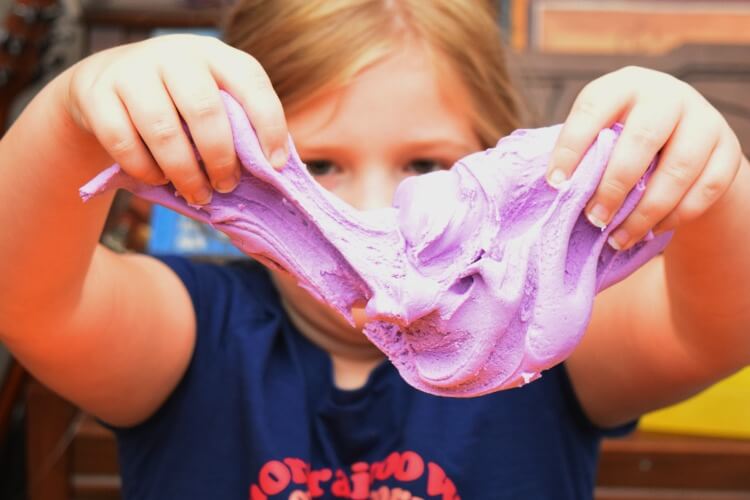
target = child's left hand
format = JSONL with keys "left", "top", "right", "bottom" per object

{"left": 546, "top": 66, "right": 743, "bottom": 251}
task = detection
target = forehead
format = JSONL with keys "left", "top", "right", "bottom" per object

{"left": 286, "top": 41, "right": 478, "bottom": 149}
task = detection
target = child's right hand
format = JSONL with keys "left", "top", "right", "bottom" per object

{"left": 63, "top": 34, "right": 289, "bottom": 205}
{"left": 1, "top": 34, "right": 291, "bottom": 427}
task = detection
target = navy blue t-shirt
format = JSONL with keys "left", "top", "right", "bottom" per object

{"left": 112, "top": 256, "right": 633, "bottom": 499}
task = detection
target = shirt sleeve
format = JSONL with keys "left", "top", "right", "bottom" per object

{"left": 102, "top": 254, "right": 267, "bottom": 434}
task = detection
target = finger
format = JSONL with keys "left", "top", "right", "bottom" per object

{"left": 209, "top": 47, "right": 289, "bottom": 169}
{"left": 585, "top": 97, "right": 682, "bottom": 231}
{"left": 116, "top": 74, "right": 213, "bottom": 205}
{"left": 82, "top": 86, "right": 166, "bottom": 185}
{"left": 653, "top": 130, "right": 742, "bottom": 235}
{"left": 604, "top": 109, "right": 716, "bottom": 249}
{"left": 546, "top": 75, "right": 635, "bottom": 187}
{"left": 161, "top": 56, "right": 241, "bottom": 193}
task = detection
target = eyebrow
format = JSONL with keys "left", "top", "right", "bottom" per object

{"left": 298, "top": 137, "right": 478, "bottom": 157}
{"left": 398, "top": 137, "right": 479, "bottom": 151}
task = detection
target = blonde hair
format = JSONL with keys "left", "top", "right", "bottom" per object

{"left": 223, "top": 0, "right": 521, "bottom": 147}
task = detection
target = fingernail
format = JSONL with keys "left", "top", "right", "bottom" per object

{"left": 608, "top": 228, "right": 629, "bottom": 250}
{"left": 587, "top": 203, "right": 609, "bottom": 229}
{"left": 215, "top": 177, "right": 237, "bottom": 193}
{"left": 269, "top": 147, "right": 288, "bottom": 169}
{"left": 194, "top": 186, "right": 213, "bottom": 205}
{"left": 547, "top": 169, "right": 566, "bottom": 188}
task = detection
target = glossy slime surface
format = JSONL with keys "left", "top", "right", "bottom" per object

{"left": 81, "top": 92, "right": 672, "bottom": 397}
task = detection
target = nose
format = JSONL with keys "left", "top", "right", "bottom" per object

{"left": 341, "top": 164, "right": 400, "bottom": 212}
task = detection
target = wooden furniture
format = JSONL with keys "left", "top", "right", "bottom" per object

{"left": 81, "top": 0, "right": 223, "bottom": 54}
{"left": 509, "top": 44, "right": 750, "bottom": 148}
{"left": 26, "top": 381, "right": 119, "bottom": 500}
{"left": 599, "top": 433, "right": 750, "bottom": 499}
{"left": 0, "top": 0, "right": 61, "bottom": 131}
{"left": 509, "top": 0, "right": 750, "bottom": 54}
{"left": 82, "top": 0, "right": 222, "bottom": 29}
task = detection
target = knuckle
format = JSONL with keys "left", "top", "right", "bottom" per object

{"left": 552, "top": 143, "right": 578, "bottom": 168}
{"left": 636, "top": 197, "right": 670, "bottom": 223}
{"left": 161, "top": 33, "right": 193, "bottom": 47}
{"left": 180, "top": 33, "right": 201, "bottom": 44}
{"left": 147, "top": 118, "right": 181, "bottom": 144}
{"left": 627, "top": 125, "right": 661, "bottom": 150}
{"left": 259, "top": 119, "right": 287, "bottom": 140}
{"left": 125, "top": 163, "right": 159, "bottom": 183}
{"left": 675, "top": 201, "right": 703, "bottom": 223}
{"left": 622, "top": 211, "right": 654, "bottom": 240}
{"left": 245, "top": 101, "right": 286, "bottom": 145}
{"left": 247, "top": 72, "right": 272, "bottom": 95}
{"left": 172, "top": 170, "right": 206, "bottom": 192}
{"left": 598, "top": 176, "right": 630, "bottom": 199}
{"left": 204, "top": 34, "right": 221, "bottom": 45}
{"left": 700, "top": 178, "right": 727, "bottom": 204}
{"left": 661, "top": 156, "right": 694, "bottom": 186}
{"left": 572, "top": 96, "right": 599, "bottom": 120}
{"left": 618, "top": 65, "right": 646, "bottom": 79}
{"left": 727, "top": 131, "right": 743, "bottom": 159}
{"left": 186, "top": 92, "right": 222, "bottom": 120}
{"left": 105, "top": 132, "right": 138, "bottom": 158}
{"left": 207, "top": 155, "right": 238, "bottom": 177}
{"left": 117, "top": 154, "right": 159, "bottom": 181}
{"left": 69, "top": 67, "right": 91, "bottom": 101}
{"left": 702, "top": 110, "right": 723, "bottom": 131}
{"left": 242, "top": 53, "right": 263, "bottom": 72}
{"left": 240, "top": 59, "right": 273, "bottom": 92}
{"left": 656, "top": 212, "right": 680, "bottom": 233}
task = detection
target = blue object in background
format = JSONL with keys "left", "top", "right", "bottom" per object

{"left": 151, "top": 27, "right": 220, "bottom": 38}
{"left": 148, "top": 205, "right": 245, "bottom": 257}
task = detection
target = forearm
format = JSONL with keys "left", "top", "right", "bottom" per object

{"left": 0, "top": 69, "right": 115, "bottom": 336}
{"left": 663, "top": 154, "right": 750, "bottom": 371}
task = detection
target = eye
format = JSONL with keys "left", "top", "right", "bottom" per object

{"left": 305, "top": 160, "right": 338, "bottom": 177}
{"left": 406, "top": 159, "right": 447, "bottom": 175}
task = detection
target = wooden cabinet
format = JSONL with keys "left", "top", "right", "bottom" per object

{"left": 26, "top": 382, "right": 119, "bottom": 500}
{"left": 509, "top": 0, "right": 750, "bottom": 54}
{"left": 510, "top": 44, "right": 750, "bottom": 148}
{"left": 598, "top": 432, "right": 750, "bottom": 499}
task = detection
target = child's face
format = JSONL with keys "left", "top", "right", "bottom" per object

{"left": 273, "top": 40, "right": 482, "bottom": 347}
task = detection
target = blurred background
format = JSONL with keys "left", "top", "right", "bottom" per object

{"left": 0, "top": 1, "right": 749, "bottom": 499}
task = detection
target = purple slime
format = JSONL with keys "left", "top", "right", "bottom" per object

{"left": 80, "top": 92, "right": 672, "bottom": 397}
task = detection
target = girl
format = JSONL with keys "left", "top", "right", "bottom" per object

{"left": 1, "top": 1, "right": 748, "bottom": 498}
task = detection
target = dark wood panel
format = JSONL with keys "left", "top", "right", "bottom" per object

{"left": 512, "top": 44, "right": 750, "bottom": 151}
{"left": 81, "top": 0, "right": 222, "bottom": 30}
{"left": 26, "top": 380, "right": 76, "bottom": 500}
{"left": 596, "top": 487, "right": 750, "bottom": 500}
{"left": 599, "top": 431, "right": 750, "bottom": 490}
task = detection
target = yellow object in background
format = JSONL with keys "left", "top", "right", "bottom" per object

{"left": 640, "top": 367, "right": 750, "bottom": 439}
